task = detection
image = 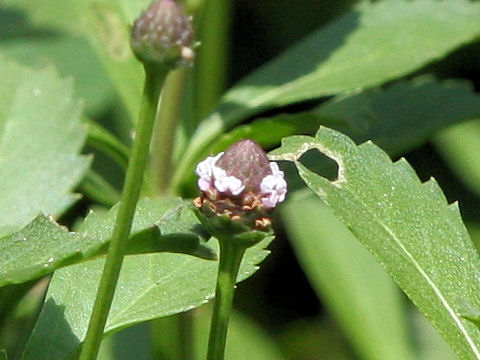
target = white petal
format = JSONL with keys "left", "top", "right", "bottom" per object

{"left": 197, "top": 178, "right": 212, "bottom": 192}
{"left": 214, "top": 175, "right": 245, "bottom": 195}
{"left": 195, "top": 152, "right": 224, "bottom": 178}
{"left": 260, "top": 171, "right": 287, "bottom": 208}
{"left": 269, "top": 162, "right": 281, "bottom": 175}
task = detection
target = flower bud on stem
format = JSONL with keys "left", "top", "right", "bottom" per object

{"left": 195, "top": 140, "right": 287, "bottom": 360}
{"left": 79, "top": 2, "right": 195, "bottom": 359}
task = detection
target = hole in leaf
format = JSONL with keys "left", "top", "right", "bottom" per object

{"left": 299, "top": 148, "right": 339, "bottom": 182}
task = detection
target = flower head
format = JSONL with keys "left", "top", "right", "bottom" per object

{"left": 194, "top": 140, "right": 287, "bottom": 232}
{"left": 131, "top": 0, "right": 195, "bottom": 68}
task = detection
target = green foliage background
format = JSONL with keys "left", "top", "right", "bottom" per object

{"left": 1, "top": 0, "right": 480, "bottom": 359}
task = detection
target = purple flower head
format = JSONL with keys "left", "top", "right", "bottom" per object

{"left": 194, "top": 140, "right": 287, "bottom": 230}
{"left": 131, "top": 0, "right": 194, "bottom": 68}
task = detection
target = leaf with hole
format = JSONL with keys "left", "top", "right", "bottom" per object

{"left": 282, "top": 192, "right": 414, "bottom": 360}
{"left": 270, "top": 127, "right": 480, "bottom": 360}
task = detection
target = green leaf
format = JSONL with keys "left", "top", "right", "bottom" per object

{"left": 0, "top": 56, "right": 90, "bottom": 237}
{"left": 209, "top": 78, "right": 480, "bottom": 157}
{"left": 85, "top": 119, "right": 129, "bottom": 170}
{"left": 80, "top": 170, "right": 122, "bottom": 207}
{"left": 0, "top": 198, "right": 215, "bottom": 288}
{"left": 434, "top": 120, "right": 480, "bottom": 197}
{"left": 0, "top": 1, "right": 115, "bottom": 115}
{"left": 173, "top": 0, "right": 480, "bottom": 192}
{"left": 84, "top": 1, "right": 143, "bottom": 120}
{"left": 270, "top": 127, "right": 480, "bottom": 360}
{"left": 0, "top": 350, "right": 6, "bottom": 360}
{"left": 282, "top": 192, "right": 414, "bottom": 360}
{"left": 22, "top": 230, "right": 272, "bottom": 360}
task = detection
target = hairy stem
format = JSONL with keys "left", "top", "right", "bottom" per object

{"left": 207, "top": 241, "right": 246, "bottom": 360}
{"left": 78, "top": 65, "right": 168, "bottom": 360}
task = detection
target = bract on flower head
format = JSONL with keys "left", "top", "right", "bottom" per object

{"left": 194, "top": 139, "right": 287, "bottom": 232}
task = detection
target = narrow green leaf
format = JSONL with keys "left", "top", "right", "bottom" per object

{"left": 282, "top": 192, "right": 414, "bottom": 360}
{"left": 434, "top": 120, "right": 480, "bottom": 197}
{"left": 210, "top": 79, "right": 480, "bottom": 157}
{"left": 22, "top": 231, "right": 272, "bottom": 360}
{"left": 0, "top": 56, "right": 90, "bottom": 237}
{"left": 223, "top": 0, "right": 480, "bottom": 113}
{"left": 0, "top": 198, "right": 215, "bottom": 288}
{"left": 173, "top": 0, "right": 480, "bottom": 191}
{"left": 270, "top": 127, "right": 480, "bottom": 360}
{"left": 80, "top": 170, "right": 122, "bottom": 207}
{"left": 85, "top": 119, "right": 129, "bottom": 170}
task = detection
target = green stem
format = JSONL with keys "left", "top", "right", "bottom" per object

{"left": 78, "top": 65, "right": 168, "bottom": 360}
{"left": 194, "top": 0, "right": 232, "bottom": 121}
{"left": 207, "top": 240, "right": 246, "bottom": 360}
{"left": 152, "top": 68, "right": 189, "bottom": 195}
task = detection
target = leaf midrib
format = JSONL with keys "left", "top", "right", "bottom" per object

{"left": 311, "top": 165, "right": 480, "bottom": 359}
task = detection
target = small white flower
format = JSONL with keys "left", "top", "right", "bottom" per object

{"left": 195, "top": 152, "right": 223, "bottom": 191}
{"left": 260, "top": 162, "right": 287, "bottom": 209}
{"left": 195, "top": 152, "right": 245, "bottom": 195}
{"left": 214, "top": 175, "right": 245, "bottom": 195}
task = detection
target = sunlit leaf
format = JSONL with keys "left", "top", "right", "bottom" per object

{"left": 209, "top": 78, "right": 480, "bottom": 157}
{"left": 173, "top": 0, "right": 480, "bottom": 192}
{"left": 0, "top": 198, "right": 215, "bottom": 288}
{"left": 0, "top": 56, "right": 90, "bottom": 237}
{"left": 282, "top": 192, "right": 414, "bottom": 360}
{"left": 270, "top": 127, "right": 480, "bottom": 360}
{"left": 22, "top": 230, "right": 272, "bottom": 360}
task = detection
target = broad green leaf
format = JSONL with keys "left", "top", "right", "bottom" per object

{"left": 282, "top": 192, "right": 414, "bottom": 360}
{"left": 84, "top": 1, "right": 143, "bottom": 120}
{"left": 172, "top": 0, "right": 480, "bottom": 192}
{"left": 209, "top": 79, "right": 480, "bottom": 157}
{"left": 0, "top": 198, "right": 215, "bottom": 288}
{"left": 22, "top": 234, "right": 272, "bottom": 360}
{"left": 0, "top": 56, "right": 90, "bottom": 237}
{"left": 0, "top": 1, "right": 114, "bottom": 115}
{"left": 0, "top": 350, "right": 6, "bottom": 360}
{"left": 270, "top": 127, "right": 480, "bottom": 360}
{"left": 434, "top": 120, "right": 480, "bottom": 198}
{"left": 193, "top": 307, "right": 287, "bottom": 360}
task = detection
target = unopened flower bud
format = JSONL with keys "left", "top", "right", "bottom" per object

{"left": 131, "top": 0, "right": 195, "bottom": 68}
{"left": 193, "top": 140, "right": 287, "bottom": 242}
